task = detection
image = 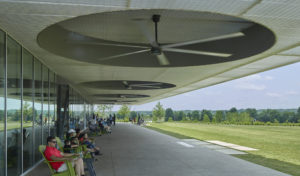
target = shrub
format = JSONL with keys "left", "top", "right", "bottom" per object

{"left": 124, "top": 117, "right": 129, "bottom": 122}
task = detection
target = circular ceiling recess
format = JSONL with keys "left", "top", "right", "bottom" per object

{"left": 80, "top": 80, "right": 175, "bottom": 90}
{"left": 96, "top": 100, "right": 137, "bottom": 103}
{"left": 93, "top": 94, "right": 150, "bottom": 98}
{"left": 38, "top": 9, "right": 275, "bottom": 67}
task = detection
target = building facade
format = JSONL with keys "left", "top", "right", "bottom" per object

{"left": 0, "top": 29, "right": 92, "bottom": 176}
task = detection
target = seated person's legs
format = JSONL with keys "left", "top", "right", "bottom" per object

{"left": 74, "top": 158, "right": 85, "bottom": 176}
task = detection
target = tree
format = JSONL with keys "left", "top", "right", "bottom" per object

{"left": 296, "top": 107, "right": 300, "bottom": 123}
{"left": 203, "top": 114, "right": 210, "bottom": 122}
{"left": 238, "top": 112, "right": 253, "bottom": 123}
{"left": 0, "top": 110, "right": 3, "bottom": 121}
{"left": 178, "top": 111, "right": 185, "bottom": 121}
{"left": 281, "top": 111, "right": 296, "bottom": 123}
{"left": 165, "top": 108, "right": 174, "bottom": 121}
{"left": 226, "top": 112, "right": 239, "bottom": 123}
{"left": 258, "top": 109, "right": 280, "bottom": 122}
{"left": 215, "top": 111, "right": 224, "bottom": 123}
{"left": 174, "top": 111, "right": 180, "bottom": 121}
{"left": 191, "top": 110, "right": 200, "bottom": 121}
{"left": 200, "top": 110, "right": 212, "bottom": 121}
{"left": 130, "top": 111, "right": 137, "bottom": 120}
{"left": 229, "top": 107, "right": 238, "bottom": 113}
{"left": 187, "top": 112, "right": 192, "bottom": 120}
{"left": 96, "top": 104, "right": 114, "bottom": 117}
{"left": 245, "top": 108, "right": 257, "bottom": 119}
{"left": 117, "top": 105, "right": 130, "bottom": 119}
{"left": 23, "top": 102, "right": 34, "bottom": 122}
{"left": 152, "top": 102, "right": 165, "bottom": 122}
{"left": 12, "top": 110, "right": 21, "bottom": 121}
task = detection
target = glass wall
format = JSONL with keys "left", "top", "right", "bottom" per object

{"left": 42, "top": 66, "right": 49, "bottom": 142}
{"left": 0, "top": 29, "right": 91, "bottom": 176}
{"left": 0, "top": 29, "right": 6, "bottom": 176}
{"left": 22, "top": 49, "right": 34, "bottom": 171}
{"left": 34, "top": 59, "right": 42, "bottom": 162}
{"left": 6, "top": 36, "right": 22, "bottom": 176}
{"left": 49, "top": 72, "right": 56, "bottom": 136}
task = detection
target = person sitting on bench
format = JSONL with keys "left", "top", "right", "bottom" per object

{"left": 44, "top": 136, "right": 85, "bottom": 176}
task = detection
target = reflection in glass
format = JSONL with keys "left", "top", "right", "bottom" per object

{"left": 34, "top": 59, "right": 42, "bottom": 162}
{"left": 23, "top": 49, "right": 34, "bottom": 170}
{"left": 0, "top": 29, "right": 92, "bottom": 174}
{"left": 43, "top": 66, "right": 49, "bottom": 142}
{"left": 49, "top": 72, "right": 56, "bottom": 136}
{"left": 7, "top": 36, "right": 22, "bottom": 176}
{"left": 69, "top": 88, "right": 73, "bottom": 130}
{"left": 0, "top": 30, "right": 6, "bottom": 176}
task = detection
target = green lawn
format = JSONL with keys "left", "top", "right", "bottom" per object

{"left": 148, "top": 122, "right": 300, "bottom": 175}
{"left": 0, "top": 121, "right": 33, "bottom": 131}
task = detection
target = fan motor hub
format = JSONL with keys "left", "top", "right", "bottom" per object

{"left": 151, "top": 47, "right": 162, "bottom": 55}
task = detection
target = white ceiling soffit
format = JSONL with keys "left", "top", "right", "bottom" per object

{"left": 0, "top": 0, "right": 300, "bottom": 104}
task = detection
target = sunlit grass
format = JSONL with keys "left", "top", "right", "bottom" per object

{"left": 0, "top": 121, "right": 33, "bottom": 131}
{"left": 148, "top": 122, "right": 300, "bottom": 167}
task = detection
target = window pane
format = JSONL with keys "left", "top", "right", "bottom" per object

{"left": 0, "top": 29, "right": 6, "bottom": 176}
{"left": 42, "top": 66, "right": 49, "bottom": 141}
{"left": 49, "top": 72, "right": 56, "bottom": 136}
{"left": 23, "top": 49, "right": 34, "bottom": 170}
{"left": 7, "top": 36, "right": 22, "bottom": 176}
{"left": 69, "top": 88, "right": 74, "bottom": 130}
{"left": 34, "top": 59, "right": 42, "bottom": 162}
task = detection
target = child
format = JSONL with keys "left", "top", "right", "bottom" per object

{"left": 63, "top": 140, "right": 72, "bottom": 153}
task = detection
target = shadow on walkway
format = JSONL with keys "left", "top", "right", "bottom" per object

{"left": 26, "top": 123, "right": 290, "bottom": 176}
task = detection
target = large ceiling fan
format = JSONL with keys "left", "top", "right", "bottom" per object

{"left": 71, "top": 14, "right": 245, "bottom": 66}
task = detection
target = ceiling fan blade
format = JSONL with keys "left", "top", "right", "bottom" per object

{"left": 131, "top": 85, "right": 161, "bottom": 89}
{"left": 157, "top": 53, "right": 170, "bottom": 66}
{"left": 122, "top": 81, "right": 131, "bottom": 89}
{"left": 68, "top": 41, "right": 149, "bottom": 49}
{"left": 162, "top": 32, "right": 244, "bottom": 49}
{"left": 133, "top": 19, "right": 159, "bottom": 48}
{"left": 129, "top": 83, "right": 163, "bottom": 86}
{"left": 122, "top": 81, "right": 129, "bottom": 86}
{"left": 98, "top": 49, "right": 150, "bottom": 61}
{"left": 163, "top": 48, "right": 231, "bottom": 57}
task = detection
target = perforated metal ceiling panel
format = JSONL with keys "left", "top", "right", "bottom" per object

{"left": 0, "top": 0, "right": 300, "bottom": 104}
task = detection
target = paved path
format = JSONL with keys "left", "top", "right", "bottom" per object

{"left": 93, "top": 123, "right": 289, "bottom": 176}
{"left": 26, "top": 123, "right": 289, "bottom": 176}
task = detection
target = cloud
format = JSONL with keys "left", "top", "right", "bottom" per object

{"left": 234, "top": 74, "right": 274, "bottom": 91}
{"left": 285, "top": 91, "right": 299, "bottom": 95}
{"left": 265, "top": 91, "right": 298, "bottom": 98}
{"left": 243, "top": 74, "right": 262, "bottom": 81}
{"left": 242, "top": 74, "right": 273, "bottom": 81}
{"left": 201, "top": 90, "right": 223, "bottom": 96}
{"left": 264, "top": 76, "right": 273, "bottom": 80}
{"left": 266, "top": 92, "right": 282, "bottom": 97}
{"left": 235, "top": 83, "right": 266, "bottom": 91}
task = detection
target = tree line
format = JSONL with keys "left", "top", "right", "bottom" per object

{"left": 98, "top": 103, "right": 300, "bottom": 125}
{"left": 130, "top": 102, "right": 300, "bottom": 125}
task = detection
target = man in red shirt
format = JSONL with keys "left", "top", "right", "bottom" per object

{"left": 44, "top": 136, "right": 85, "bottom": 176}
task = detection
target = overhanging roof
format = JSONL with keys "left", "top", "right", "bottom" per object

{"left": 1, "top": 0, "right": 300, "bottom": 104}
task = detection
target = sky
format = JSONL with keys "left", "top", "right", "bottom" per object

{"left": 112, "top": 62, "right": 300, "bottom": 111}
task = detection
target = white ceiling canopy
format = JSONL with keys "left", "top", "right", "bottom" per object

{"left": 0, "top": 0, "right": 300, "bottom": 104}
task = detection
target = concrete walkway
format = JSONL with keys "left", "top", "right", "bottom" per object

{"left": 27, "top": 123, "right": 290, "bottom": 176}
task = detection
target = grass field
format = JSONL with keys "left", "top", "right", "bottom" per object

{"left": 148, "top": 122, "right": 300, "bottom": 175}
{"left": 0, "top": 121, "right": 33, "bottom": 131}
